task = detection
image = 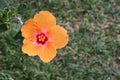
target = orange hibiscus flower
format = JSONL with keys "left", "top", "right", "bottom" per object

{"left": 21, "top": 11, "right": 68, "bottom": 63}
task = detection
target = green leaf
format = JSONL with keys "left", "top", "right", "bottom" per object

{"left": 0, "top": 24, "right": 7, "bottom": 33}
{"left": 0, "top": 0, "right": 9, "bottom": 10}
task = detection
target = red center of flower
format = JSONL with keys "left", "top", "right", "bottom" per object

{"left": 36, "top": 33, "right": 48, "bottom": 45}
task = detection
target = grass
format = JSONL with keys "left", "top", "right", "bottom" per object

{"left": 0, "top": 0, "right": 120, "bottom": 80}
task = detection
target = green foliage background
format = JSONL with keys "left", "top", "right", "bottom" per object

{"left": 0, "top": 0, "right": 120, "bottom": 80}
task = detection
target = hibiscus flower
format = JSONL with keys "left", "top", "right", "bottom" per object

{"left": 21, "top": 11, "right": 68, "bottom": 63}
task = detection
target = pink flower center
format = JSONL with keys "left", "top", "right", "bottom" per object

{"left": 36, "top": 33, "right": 48, "bottom": 45}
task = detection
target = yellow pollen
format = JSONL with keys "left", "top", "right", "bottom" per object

{"left": 36, "top": 33, "right": 48, "bottom": 44}
{"left": 41, "top": 40, "right": 44, "bottom": 42}
{"left": 38, "top": 36, "right": 41, "bottom": 38}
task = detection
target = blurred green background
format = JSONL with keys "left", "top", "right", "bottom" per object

{"left": 0, "top": 0, "right": 120, "bottom": 80}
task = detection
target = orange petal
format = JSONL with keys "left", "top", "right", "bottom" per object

{"left": 47, "top": 25, "right": 69, "bottom": 48}
{"left": 33, "top": 11, "right": 56, "bottom": 30}
{"left": 38, "top": 42, "right": 57, "bottom": 63}
{"left": 21, "top": 19, "right": 40, "bottom": 39}
{"left": 22, "top": 39, "right": 42, "bottom": 56}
